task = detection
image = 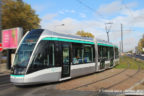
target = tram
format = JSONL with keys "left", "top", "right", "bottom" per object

{"left": 10, "top": 29, "right": 119, "bottom": 85}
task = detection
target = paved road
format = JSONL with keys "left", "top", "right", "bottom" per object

{"left": 0, "top": 74, "right": 27, "bottom": 96}
{"left": 127, "top": 54, "right": 144, "bottom": 60}
{"left": 0, "top": 74, "right": 97, "bottom": 96}
{"left": 0, "top": 74, "right": 54, "bottom": 96}
{"left": 134, "top": 55, "right": 144, "bottom": 60}
{"left": 0, "top": 74, "right": 12, "bottom": 91}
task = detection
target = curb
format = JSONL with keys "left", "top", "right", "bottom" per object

{"left": 104, "top": 89, "right": 144, "bottom": 95}
{"left": 128, "top": 77, "right": 144, "bottom": 90}
{"left": 0, "top": 71, "right": 10, "bottom": 76}
{"left": 22, "top": 84, "right": 56, "bottom": 96}
{"left": 0, "top": 63, "right": 10, "bottom": 73}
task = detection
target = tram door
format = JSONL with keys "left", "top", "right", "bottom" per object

{"left": 61, "top": 43, "right": 70, "bottom": 78}
{"left": 98, "top": 46, "right": 105, "bottom": 69}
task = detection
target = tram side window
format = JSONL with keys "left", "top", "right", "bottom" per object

{"left": 98, "top": 46, "right": 102, "bottom": 58}
{"left": 72, "top": 43, "right": 83, "bottom": 64}
{"left": 98, "top": 46, "right": 106, "bottom": 59}
{"left": 28, "top": 41, "right": 55, "bottom": 73}
{"left": 84, "top": 45, "right": 93, "bottom": 63}
{"left": 54, "top": 41, "right": 62, "bottom": 67}
{"left": 102, "top": 46, "right": 108, "bottom": 60}
{"left": 98, "top": 46, "right": 102, "bottom": 61}
{"left": 62, "top": 43, "right": 70, "bottom": 65}
{"left": 108, "top": 47, "right": 110, "bottom": 60}
{"left": 109, "top": 47, "right": 114, "bottom": 59}
{"left": 106, "top": 47, "right": 109, "bottom": 60}
{"left": 93, "top": 45, "right": 95, "bottom": 62}
{"left": 98, "top": 45, "right": 112, "bottom": 61}
{"left": 117, "top": 48, "right": 119, "bottom": 58}
{"left": 72, "top": 43, "right": 94, "bottom": 64}
{"left": 115, "top": 48, "right": 119, "bottom": 59}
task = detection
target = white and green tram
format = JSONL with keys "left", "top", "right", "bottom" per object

{"left": 10, "top": 29, "right": 119, "bottom": 85}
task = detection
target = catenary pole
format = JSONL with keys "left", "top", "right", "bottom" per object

{"left": 121, "top": 24, "right": 123, "bottom": 53}
{"left": 105, "top": 22, "right": 113, "bottom": 42}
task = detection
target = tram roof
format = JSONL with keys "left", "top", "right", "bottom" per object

{"left": 42, "top": 29, "right": 93, "bottom": 41}
{"left": 35, "top": 29, "right": 118, "bottom": 47}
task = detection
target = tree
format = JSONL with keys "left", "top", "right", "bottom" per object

{"left": 76, "top": 30, "right": 94, "bottom": 38}
{"left": 138, "top": 34, "right": 144, "bottom": 53}
{"left": 127, "top": 50, "right": 132, "bottom": 53}
{"left": 2, "top": 0, "right": 40, "bottom": 34}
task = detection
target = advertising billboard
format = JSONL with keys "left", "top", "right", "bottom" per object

{"left": 2, "top": 27, "right": 23, "bottom": 49}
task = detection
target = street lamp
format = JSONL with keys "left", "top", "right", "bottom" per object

{"left": 52, "top": 24, "right": 65, "bottom": 36}
{"left": 54, "top": 24, "right": 65, "bottom": 32}
{"left": 105, "top": 22, "right": 113, "bottom": 42}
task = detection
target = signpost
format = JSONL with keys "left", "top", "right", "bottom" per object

{"left": 0, "top": 43, "right": 2, "bottom": 52}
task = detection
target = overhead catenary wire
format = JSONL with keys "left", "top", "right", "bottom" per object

{"left": 76, "top": 0, "right": 114, "bottom": 41}
{"left": 120, "top": 0, "right": 137, "bottom": 52}
{"left": 121, "top": 0, "right": 135, "bottom": 18}
{"left": 76, "top": 0, "right": 139, "bottom": 53}
{"left": 121, "top": 0, "right": 136, "bottom": 30}
{"left": 76, "top": 0, "right": 106, "bottom": 19}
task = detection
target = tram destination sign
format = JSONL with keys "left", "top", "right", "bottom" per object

{"left": 2, "top": 27, "right": 23, "bottom": 49}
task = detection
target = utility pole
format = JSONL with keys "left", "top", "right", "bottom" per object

{"left": 105, "top": 22, "right": 113, "bottom": 42}
{"left": 119, "top": 41, "right": 121, "bottom": 55}
{"left": 121, "top": 24, "right": 123, "bottom": 53}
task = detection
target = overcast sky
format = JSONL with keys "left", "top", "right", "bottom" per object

{"left": 24, "top": 0, "right": 144, "bottom": 52}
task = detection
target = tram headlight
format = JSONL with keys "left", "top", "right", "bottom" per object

{"left": 17, "top": 70, "right": 25, "bottom": 75}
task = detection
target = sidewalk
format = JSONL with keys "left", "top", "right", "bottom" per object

{"left": 0, "top": 63, "right": 10, "bottom": 76}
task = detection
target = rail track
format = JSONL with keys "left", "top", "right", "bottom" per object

{"left": 71, "top": 61, "right": 141, "bottom": 90}
{"left": 104, "top": 61, "right": 141, "bottom": 90}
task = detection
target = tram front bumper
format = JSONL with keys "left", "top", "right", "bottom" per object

{"left": 10, "top": 74, "right": 25, "bottom": 85}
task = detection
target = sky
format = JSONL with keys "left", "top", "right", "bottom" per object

{"left": 23, "top": 0, "right": 144, "bottom": 52}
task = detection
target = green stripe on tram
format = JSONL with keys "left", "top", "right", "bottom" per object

{"left": 42, "top": 37, "right": 95, "bottom": 44}
{"left": 10, "top": 74, "right": 24, "bottom": 77}
{"left": 97, "top": 43, "right": 113, "bottom": 47}
{"left": 42, "top": 37, "right": 118, "bottom": 48}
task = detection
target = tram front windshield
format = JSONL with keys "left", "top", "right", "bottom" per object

{"left": 12, "top": 29, "right": 43, "bottom": 74}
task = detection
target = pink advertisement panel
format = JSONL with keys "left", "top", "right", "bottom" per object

{"left": 2, "top": 28, "right": 18, "bottom": 49}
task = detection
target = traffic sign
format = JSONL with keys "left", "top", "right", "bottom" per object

{"left": 0, "top": 43, "right": 3, "bottom": 52}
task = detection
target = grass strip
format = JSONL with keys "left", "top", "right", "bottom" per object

{"left": 115, "top": 56, "right": 144, "bottom": 69}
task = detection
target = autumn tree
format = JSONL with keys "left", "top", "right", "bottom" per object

{"left": 138, "top": 34, "right": 144, "bottom": 53}
{"left": 76, "top": 30, "right": 94, "bottom": 38}
{"left": 2, "top": 0, "right": 40, "bottom": 34}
